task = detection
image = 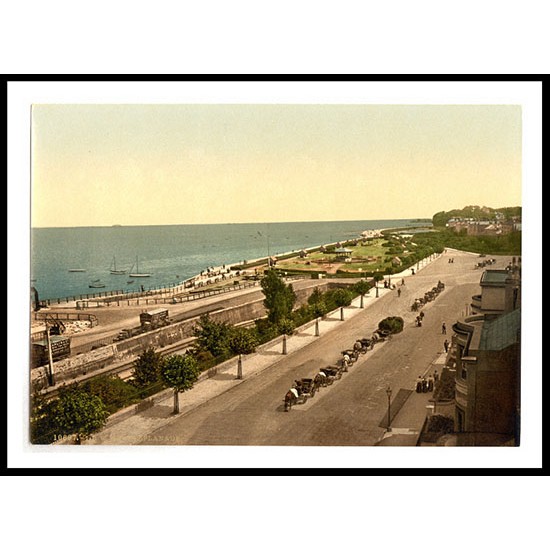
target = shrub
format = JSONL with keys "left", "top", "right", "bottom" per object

{"left": 254, "top": 318, "right": 280, "bottom": 344}
{"left": 378, "top": 316, "right": 404, "bottom": 334}
{"left": 131, "top": 347, "right": 163, "bottom": 388}
{"left": 81, "top": 375, "right": 141, "bottom": 414}
{"left": 277, "top": 318, "right": 296, "bottom": 336}
{"left": 192, "top": 349, "right": 218, "bottom": 371}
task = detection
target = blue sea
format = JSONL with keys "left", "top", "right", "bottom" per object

{"left": 31, "top": 219, "right": 428, "bottom": 300}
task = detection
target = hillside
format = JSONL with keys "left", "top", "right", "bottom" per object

{"left": 432, "top": 205, "right": 522, "bottom": 227}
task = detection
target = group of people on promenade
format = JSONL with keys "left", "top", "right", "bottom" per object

{"left": 416, "top": 370, "right": 438, "bottom": 393}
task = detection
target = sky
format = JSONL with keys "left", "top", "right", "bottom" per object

{"left": 31, "top": 103, "right": 522, "bottom": 227}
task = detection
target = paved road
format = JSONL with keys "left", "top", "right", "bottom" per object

{"left": 137, "top": 250, "right": 504, "bottom": 446}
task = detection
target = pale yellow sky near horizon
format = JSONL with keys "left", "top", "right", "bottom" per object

{"left": 31, "top": 104, "right": 522, "bottom": 227}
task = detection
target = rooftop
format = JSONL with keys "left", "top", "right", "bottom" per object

{"left": 479, "top": 309, "right": 521, "bottom": 351}
{"left": 480, "top": 269, "right": 510, "bottom": 286}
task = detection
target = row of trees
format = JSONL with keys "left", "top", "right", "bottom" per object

{"left": 31, "top": 351, "right": 201, "bottom": 444}
{"left": 31, "top": 269, "right": 370, "bottom": 445}
{"left": 411, "top": 227, "right": 521, "bottom": 256}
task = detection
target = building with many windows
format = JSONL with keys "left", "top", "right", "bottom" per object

{"left": 446, "top": 260, "right": 521, "bottom": 445}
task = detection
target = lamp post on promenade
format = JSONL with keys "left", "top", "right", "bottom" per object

{"left": 315, "top": 317, "right": 320, "bottom": 336}
{"left": 45, "top": 324, "right": 55, "bottom": 386}
{"left": 386, "top": 386, "right": 392, "bottom": 431}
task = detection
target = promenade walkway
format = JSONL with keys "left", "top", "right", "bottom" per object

{"left": 80, "top": 253, "right": 444, "bottom": 446}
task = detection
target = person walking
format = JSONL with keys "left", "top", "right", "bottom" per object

{"left": 397, "top": 288, "right": 401, "bottom": 298}
{"left": 427, "top": 375, "right": 434, "bottom": 392}
{"left": 441, "top": 322, "right": 447, "bottom": 334}
{"left": 443, "top": 339, "right": 449, "bottom": 353}
{"left": 433, "top": 369, "right": 439, "bottom": 383}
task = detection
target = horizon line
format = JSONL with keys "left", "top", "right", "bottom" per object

{"left": 30, "top": 217, "right": 434, "bottom": 230}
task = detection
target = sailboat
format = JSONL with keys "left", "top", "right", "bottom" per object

{"left": 110, "top": 256, "right": 127, "bottom": 275}
{"left": 129, "top": 256, "right": 151, "bottom": 278}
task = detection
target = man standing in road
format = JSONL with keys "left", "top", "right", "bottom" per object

{"left": 441, "top": 322, "right": 447, "bottom": 334}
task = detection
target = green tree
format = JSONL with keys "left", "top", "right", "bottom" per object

{"left": 353, "top": 279, "right": 371, "bottom": 308}
{"left": 193, "top": 314, "right": 233, "bottom": 358}
{"left": 161, "top": 354, "right": 200, "bottom": 414}
{"left": 131, "top": 347, "right": 164, "bottom": 388}
{"left": 307, "top": 287, "right": 328, "bottom": 318}
{"left": 49, "top": 386, "right": 110, "bottom": 444}
{"left": 328, "top": 288, "right": 353, "bottom": 308}
{"left": 229, "top": 327, "right": 258, "bottom": 379}
{"left": 261, "top": 269, "right": 297, "bottom": 324}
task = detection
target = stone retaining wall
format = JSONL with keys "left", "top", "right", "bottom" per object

{"left": 31, "top": 281, "right": 333, "bottom": 392}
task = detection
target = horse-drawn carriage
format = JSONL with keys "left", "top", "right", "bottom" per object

{"left": 283, "top": 375, "right": 324, "bottom": 411}
{"left": 374, "top": 328, "right": 392, "bottom": 341}
{"left": 354, "top": 338, "right": 372, "bottom": 354}
{"left": 411, "top": 281, "right": 445, "bottom": 311}
{"left": 341, "top": 349, "right": 359, "bottom": 369}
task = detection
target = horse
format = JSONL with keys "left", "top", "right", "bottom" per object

{"left": 284, "top": 388, "right": 298, "bottom": 411}
{"left": 314, "top": 372, "right": 327, "bottom": 389}
{"left": 321, "top": 366, "right": 340, "bottom": 382}
{"left": 355, "top": 339, "right": 370, "bottom": 354}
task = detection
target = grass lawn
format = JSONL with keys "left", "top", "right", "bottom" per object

{"left": 276, "top": 239, "right": 405, "bottom": 274}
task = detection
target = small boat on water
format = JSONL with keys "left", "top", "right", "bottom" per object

{"left": 68, "top": 268, "right": 86, "bottom": 272}
{"left": 110, "top": 256, "right": 127, "bottom": 275}
{"left": 127, "top": 280, "right": 134, "bottom": 284}
{"left": 129, "top": 256, "right": 151, "bottom": 278}
{"left": 89, "top": 281, "right": 106, "bottom": 288}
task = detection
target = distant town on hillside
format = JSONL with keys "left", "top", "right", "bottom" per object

{"left": 432, "top": 205, "right": 522, "bottom": 237}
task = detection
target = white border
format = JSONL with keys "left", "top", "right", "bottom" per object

{"left": 8, "top": 80, "right": 542, "bottom": 470}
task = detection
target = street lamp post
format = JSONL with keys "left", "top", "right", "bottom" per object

{"left": 386, "top": 386, "right": 392, "bottom": 431}
{"left": 315, "top": 317, "right": 320, "bottom": 337}
{"left": 237, "top": 354, "right": 243, "bottom": 380}
{"left": 45, "top": 324, "right": 55, "bottom": 386}
{"left": 375, "top": 279, "right": 379, "bottom": 298}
